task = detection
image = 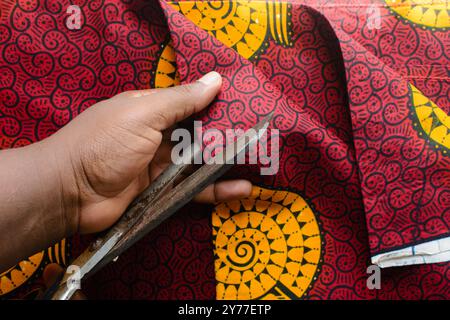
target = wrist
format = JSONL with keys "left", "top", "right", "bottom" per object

{"left": 0, "top": 139, "right": 80, "bottom": 270}
{"left": 33, "top": 138, "right": 80, "bottom": 238}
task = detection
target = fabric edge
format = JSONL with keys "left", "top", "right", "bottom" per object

{"left": 372, "top": 236, "right": 450, "bottom": 268}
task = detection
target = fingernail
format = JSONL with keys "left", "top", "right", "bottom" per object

{"left": 235, "top": 180, "right": 253, "bottom": 197}
{"left": 197, "top": 71, "right": 221, "bottom": 87}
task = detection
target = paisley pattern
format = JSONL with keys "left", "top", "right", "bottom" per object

{"left": 213, "top": 186, "right": 321, "bottom": 299}
{"left": 385, "top": 0, "right": 449, "bottom": 29}
{"left": 161, "top": 0, "right": 449, "bottom": 299}
{"left": 169, "top": 0, "right": 292, "bottom": 59}
{"left": 0, "top": 0, "right": 448, "bottom": 300}
{"left": 316, "top": 1, "right": 450, "bottom": 257}
{"left": 80, "top": 203, "right": 217, "bottom": 300}
{"left": 0, "top": 0, "right": 215, "bottom": 300}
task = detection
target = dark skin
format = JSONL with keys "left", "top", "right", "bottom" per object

{"left": 0, "top": 71, "right": 252, "bottom": 273}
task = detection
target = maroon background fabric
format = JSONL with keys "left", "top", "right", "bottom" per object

{"left": 157, "top": 0, "right": 449, "bottom": 299}
{"left": 0, "top": 0, "right": 448, "bottom": 299}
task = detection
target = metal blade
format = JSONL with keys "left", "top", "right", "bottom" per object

{"left": 49, "top": 112, "right": 273, "bottom": 299}
{"left": 45, "top": 144, "right": 199, "bottom": 300}
{"left": 90, "top": 112, "right": 274, "bottom": 274}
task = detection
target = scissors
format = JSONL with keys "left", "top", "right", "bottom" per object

{"left": 44, "top": 113, "right": 273, "bottom": 300}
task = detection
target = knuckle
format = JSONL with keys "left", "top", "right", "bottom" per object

{"left": 171, "top": 84, "right": 199, "bottom": 112}
{"left": 151, "top": 109, "right": 172, "bottom": 127}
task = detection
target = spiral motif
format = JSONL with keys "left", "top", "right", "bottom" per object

{"left": 169, "top": 0, "right": 292, "bottom": 59}
{"left": 212, "top": 186, "right": 322, "bottom": 300}
{"left": 1, "top": 0, "right": 449, "bottom": 300}
{"left": 227, "top": 238, "right": 260, "bottom": 269}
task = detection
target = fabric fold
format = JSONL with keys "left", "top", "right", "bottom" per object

{"left": 308, "top": 2, "right": 450, "bottom": 267}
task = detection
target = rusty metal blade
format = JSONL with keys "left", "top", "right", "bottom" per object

{"left": 48, "top": 112, "right": 273, "bottom": 300}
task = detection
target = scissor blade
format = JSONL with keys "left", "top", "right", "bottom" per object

{"left": 46, "top": 147, "right": 199, "bottom": 300}
{"left": 88, "top": 112, "right": 274, "bottom": 277}
{"left": 49, "top": 113, "right": 273, "bottom": 299}
{"left": 45, "top": 232, "right": 121, "bottom": 300}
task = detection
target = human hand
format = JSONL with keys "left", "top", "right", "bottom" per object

{"left": 42, "top": 71, "right": 252, "bottom": 234}
{"left": 1, "top": 69, "right": 254, "bottom": 272}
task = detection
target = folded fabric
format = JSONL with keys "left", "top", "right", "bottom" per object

{"left": 160, "top": 0, "right": 450, "bottom": 271}
{"left": 0, "top": 0, "right": 448, "bottom": 300}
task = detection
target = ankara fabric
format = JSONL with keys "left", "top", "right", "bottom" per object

{"left": 0, "top": 0, "right": 449, "bottom": 299}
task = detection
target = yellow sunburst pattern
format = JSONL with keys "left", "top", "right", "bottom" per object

{"left": 411, "top": 84, "right": 450, "bottom": 153}
{"left": 168, "top": 0, "right": 292, "bottom": 60}
{"left": 0, "top": 239, "right": 68, "bottom": 297}
{"left": 212, "top": 186, "right": 322, "bottom": 300}
{"left": 153, "top": 41, "right": 180, "bottom": 88}
{"left": 385, "top": 0, "right": 449, "bottom": 29}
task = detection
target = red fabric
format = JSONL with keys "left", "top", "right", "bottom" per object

{"left": 157, "top": 0, "right": 450, "bottom": 299}
{"left": 0, "top": 0, "right": 448, "bottom": 299}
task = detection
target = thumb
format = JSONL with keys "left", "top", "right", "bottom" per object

{"left": 42, "top": 264, "right": 86, "bottom": 300}
{"left": 123, "top": 71, "right": 222, "bottom": 131}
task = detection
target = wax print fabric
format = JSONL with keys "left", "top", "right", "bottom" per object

{"left": 0, "top": 0, "right": 448, "bottom": 299}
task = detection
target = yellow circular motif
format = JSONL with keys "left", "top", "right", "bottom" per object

{"left": 153, "top": 41, "right": 180, "bottom": 88}
{"left": 0, "top": 252, "right": 44, "bottom": 296}
{"left": 0, "top": 239, "right": 68, "bottom": 297}
{"left": 212, "top": 186, "right": 322, "bottom": 300}
{"left": 385, "top": 0, "right": 449, "bottom": 29}
{"left": 169, "top": 0, "right": 292, "bottom": 59}
{"left": 410, "top": 84, "right": 450, "bottom": 153}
